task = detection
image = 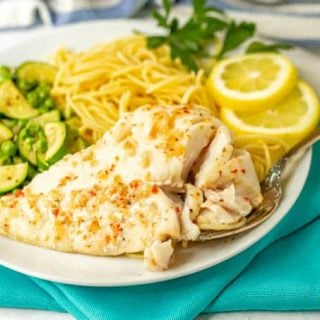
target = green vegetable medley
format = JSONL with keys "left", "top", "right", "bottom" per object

{"left": 0, "top": 62, "right": 87, "bottom": 195}
{"left": 147, "top": 0, "right": 291, "bottom": 71}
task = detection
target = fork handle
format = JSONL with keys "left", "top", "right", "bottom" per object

{"left": 262, "top": 127, "right": 320, "bottom": 190}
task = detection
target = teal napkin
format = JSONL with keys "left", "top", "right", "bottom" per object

{"left": 1, "top": 144, "right": 320, "bottom": 320}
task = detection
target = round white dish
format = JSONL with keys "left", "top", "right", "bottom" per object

{"left": 0, "top": 20, "right": 317, "bottom": 286}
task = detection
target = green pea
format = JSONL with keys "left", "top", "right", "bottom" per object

{"left": 17, "top": 79, "right": 28, "bottom": 92}
{"left": 38, "top": 130, "right": 46, "bottom": 140}
{"left": 37, "top": 85, "right": 50, "bottom": 99}
{"left": 38, "top": 82, "right": 51, "bottom": 91}
{"left": 38, "top": 90, "right": 48, "bottom": 100}
{"left": 36, "top": 140, "right": 47, "bottom": 153}
{"left": 27, "top": 123, "right": 41, "bottom": 133}
{"left": 0, "top": 66, "right": 11, "bottom": 83}
{"left": 44, "top": 97, "right": 55, "bottom": 109}
{"left": 27, "top": 91, "right": 40, "bottom": 108}
{"left": 19, "top": 127, "right": 27, "bottom": 139}
{"left": 24, "top": 138, "right": 33, "bottom": 151}
{"left": 18, "top": 79, "right": 37, "bottom": 93}
{"left": 39, "top": 99, "right": 55, "bottom": 113}
{"left": 17, "top": 119, "right": 28, "bottom": 128}
{"left": 1, "top": 140, "right": 17, "bottom": 157}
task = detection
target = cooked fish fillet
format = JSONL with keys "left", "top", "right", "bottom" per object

{"left": 0, "top": 105, "right": 262, "bottom": 271}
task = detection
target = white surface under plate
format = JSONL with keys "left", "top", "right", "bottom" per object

{"left": 0, "top": 20, "right": 318, "bottom": 287}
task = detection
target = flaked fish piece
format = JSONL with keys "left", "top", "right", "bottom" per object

{"left": 196, "top": 185, "right": 251, "bottom": 231}
{"left": 194, "top": 122, "right": 262, "bottom": 230}
{"left": 144, "top": 240, "right": 174, "bottom": 271}
{"left": 180, "top": 184, "right": 203, "bottom": 241}
{"left": 204, "top": 185, "right": 252, "bottom": 217}
{"left": 195, "top": 124, "right": 234, "bottom": 189}
{"left": 194, "top": 120, "right": 261, "bottom": 208}
{"left": 212, "top": 150, "right": 263, "bottom": 208}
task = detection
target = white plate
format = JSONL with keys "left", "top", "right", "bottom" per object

{"left": 0, "top": 20, "right": 317, "bottom": 287}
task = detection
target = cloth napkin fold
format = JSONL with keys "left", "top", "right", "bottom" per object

{"left": 0, "top": 143, "right": 319, "bottom": 319}
{"left": 0, "top": 0, "right": 149, "bottom": 29}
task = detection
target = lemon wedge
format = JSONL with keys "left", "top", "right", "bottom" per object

{"left": 220, "top": 80, "right": 320, "bottom": 148}
{"left": 208, "top": 53, "right": 298, "bottom": 113}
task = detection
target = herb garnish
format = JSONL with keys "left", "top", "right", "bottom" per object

{"left": 246, "top": 41, "right": 292, "bottom": 54}
{"left": 147, "top": 0, "right": 291, "bottom": 71}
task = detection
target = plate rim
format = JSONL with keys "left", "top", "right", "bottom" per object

{"left": 0, "top": 20, "right": 314, "bottom": 286}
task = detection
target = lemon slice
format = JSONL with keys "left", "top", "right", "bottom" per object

{"left": 208, "top": 53, "right": 298, "bottom": 113}
{"left": 220, "top": 80, "right": 320, "bottom": 147}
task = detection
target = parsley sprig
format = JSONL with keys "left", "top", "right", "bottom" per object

{"left": 147, "top": 0, "right": 291, "bottom": 71}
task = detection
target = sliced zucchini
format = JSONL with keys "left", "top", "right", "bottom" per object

{"left": 29, "top": 110, "right": 61, "bottom": 127}
{"left": 0, "top": 80, "right": 39, "bottom": 119}
{"left": 0, "top": 123, "right": 13, "bottom": 142}
{"left": 1, "top": 118, "right": 17, "bottom": 128}
{"left": 0, "top": 162, "right": 28, "bottom": 193}
{"left": 18, "top": 137, "right": 37, "bottom": 165}
{"left": 44, "top": 122, "right": 67, "bottom": 164}
{"left": 17, "top": 124, "right": 46, "bottom": 166}
{"left": 16, "top": 62, "right": 57, "bottom": 84}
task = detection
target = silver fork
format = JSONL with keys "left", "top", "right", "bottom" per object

{"left": 198, "top": 128, "right": 320, "bottom": 241}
